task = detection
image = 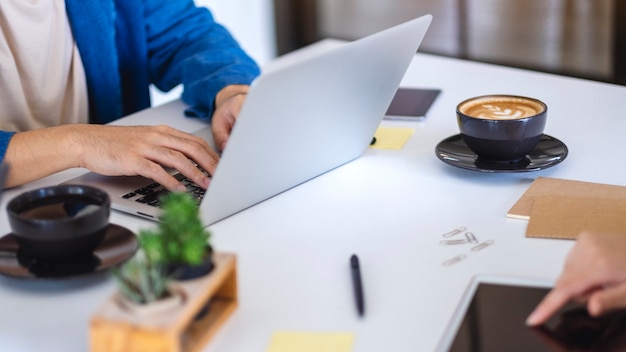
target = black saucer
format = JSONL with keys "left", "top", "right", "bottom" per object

{"left": 435, "top": 134, "right": 568, "bottom": 173}
{"left": 0, "top": 223, "right": 138, "bottom": 279}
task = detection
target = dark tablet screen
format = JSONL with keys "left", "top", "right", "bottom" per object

{"left": 447, "top": 283, "right": 626, "bottom": 352}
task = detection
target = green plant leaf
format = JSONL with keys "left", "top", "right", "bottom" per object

{"left": 138, "top": 192, "right": 212, "bottom": 265}
{"left": 113, "top": 253, "right": 171, "bottom": 304}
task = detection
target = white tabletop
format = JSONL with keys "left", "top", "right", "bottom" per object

{"left": 1, "top": 40, "right": 625, "bottom": 352}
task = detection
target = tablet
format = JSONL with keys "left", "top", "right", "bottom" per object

{"left": 436, "top": 275, "right": 626, "bottom": 352}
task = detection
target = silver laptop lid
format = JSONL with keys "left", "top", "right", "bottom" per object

{"left": 200, "top": 14, "right": 432, "bottom": 225}
{"left": 0, "top": 162, "right": 8, "bottom": 193}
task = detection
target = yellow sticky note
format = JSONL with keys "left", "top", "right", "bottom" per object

{"left": 266, "top": 332, "right": 354, "bottom": 352}
{"left": 371, "top": 127, "right": 415, "bottom": 149}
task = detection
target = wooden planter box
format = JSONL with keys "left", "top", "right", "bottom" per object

{"left": 90, "top": 252, "right": 237, "bottom": 352}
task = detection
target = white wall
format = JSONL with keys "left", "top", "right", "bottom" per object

{"left": 199, "top": 0, "right": 275, "bottom": 65}
{"left": 150, "top": 0, "right": 276, "bottom": 106}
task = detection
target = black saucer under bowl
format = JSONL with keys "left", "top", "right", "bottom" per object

{"left": 0, "top": 223, "right": 138, "bottom": 279}
{"left": 435, "top": 134, "right": 568, "bottom": 173}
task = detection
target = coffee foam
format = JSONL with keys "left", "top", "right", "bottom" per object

{"left": 459, "top": 96, "right": 545, "bottom": 120}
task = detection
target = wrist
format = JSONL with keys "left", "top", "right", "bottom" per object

{"left": 55, "top": 124, "right": 87, "bottom": 169}
{"left": 215, "top": 84, "right": 249, "bottom": 109}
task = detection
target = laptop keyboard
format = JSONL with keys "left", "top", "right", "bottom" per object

{"left": 121, "top": 172, "right": 207, "bottom": 207}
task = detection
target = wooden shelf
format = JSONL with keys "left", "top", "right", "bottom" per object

{"left": 90, "top": 252, "right": 237, "bottom": 352}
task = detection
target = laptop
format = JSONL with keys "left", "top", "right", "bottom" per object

{"left": 0, "top": 162, "right": 8, "bottom": 192}
{"left": 62, "top": 14, "right": 433, "bottom": 226}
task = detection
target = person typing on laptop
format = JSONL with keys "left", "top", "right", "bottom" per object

{"left": 0, "top": 0, "right": 260, "bottom": 192}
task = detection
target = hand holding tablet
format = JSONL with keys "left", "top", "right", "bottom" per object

{"left": 436, "top": 274, "right": 626, "bottom": 352}
{"left": 438, "top": 231, "right": 626, "bottom": 351}
{"left": 527, "top": 231, "right": 626, "bottom": 326}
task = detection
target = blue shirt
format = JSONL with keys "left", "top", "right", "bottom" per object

{"left": 0, "top": 0, "right": 260, "bottom": 161}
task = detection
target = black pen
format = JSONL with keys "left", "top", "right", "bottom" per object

{"left": 350, "top": 254, "right": 365, "bottom": 317}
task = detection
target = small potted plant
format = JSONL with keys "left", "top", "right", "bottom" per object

{"left": 112, "top": 253, "right": 183, "bottom": 316}
{"left": 140, "top": 192, "right": 214, "bottom": 280}
{"left": 90, "top": 192, "right": 237, "bottom": 351}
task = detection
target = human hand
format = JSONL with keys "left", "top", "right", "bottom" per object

{"left": 76, "top": 124, "right": 219, "bottom": 191}
{"left": 211, "top": 84, "right": 249, "bottom": 151}
{"left": 5, "top": 123, "right": 218, "bottom": 191}
{"left": 530, "top": 307, "right": 626, "bottom": 351}
{"left": 527, "top": 232, "right": 626, "bottom": 326}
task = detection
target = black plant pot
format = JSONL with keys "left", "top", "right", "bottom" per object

{"left": 166, "top": 248, "right": 214, "bottom": 280}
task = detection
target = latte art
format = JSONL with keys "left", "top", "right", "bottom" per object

{"left": 459, "top": 97, "right": 545, "bottom": 120}
{"left": 467, "top": 103, "right": 536, "bottom": 119}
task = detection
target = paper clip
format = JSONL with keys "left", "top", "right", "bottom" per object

{"left": 471, "top": 239, "right": 494, "bottom": 252}
{"left": 442, "top": 226, "right": 467, "bottom": 238}
{"left": 442, "top": 254, "right": 466, "bottom": 266}
{"left": 440, "top": 239, "right": 469, "bottom": 245}
{"left": 465, "top": 232, "right": 478, "bottom": 244}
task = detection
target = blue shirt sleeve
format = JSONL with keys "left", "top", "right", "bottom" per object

{"left": 143, "top": 0, "right": 261, "bottom": 120}
{"left": 0, "top": 131, "right": 16, "bottom": 163}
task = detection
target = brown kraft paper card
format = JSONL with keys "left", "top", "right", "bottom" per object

{"left": 507, "top": 177, "right": 626, "bottom": 220}
{"left": 526, "top": 196, "right": 626, "bottom": 240}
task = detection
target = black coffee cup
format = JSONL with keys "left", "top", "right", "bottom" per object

{"left": 457, "top": 94, "right": 547, "bottom": 163}
{"left": 7, "top": 185, "right": 111, "bottom": 263}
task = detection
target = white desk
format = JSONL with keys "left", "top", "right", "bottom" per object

{"left": 1, "top": 40, "right": 625, "bottom": 352}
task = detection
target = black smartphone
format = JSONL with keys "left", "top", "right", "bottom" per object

{"left": 384, "top": 87, "right": 441, "bottom": 120}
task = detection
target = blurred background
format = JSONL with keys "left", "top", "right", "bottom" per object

{"left": 153, "top": 0, "right": 625, "bottom": 104}
{"left": 276, "top": 0, "right": 624, "bottom": 85}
